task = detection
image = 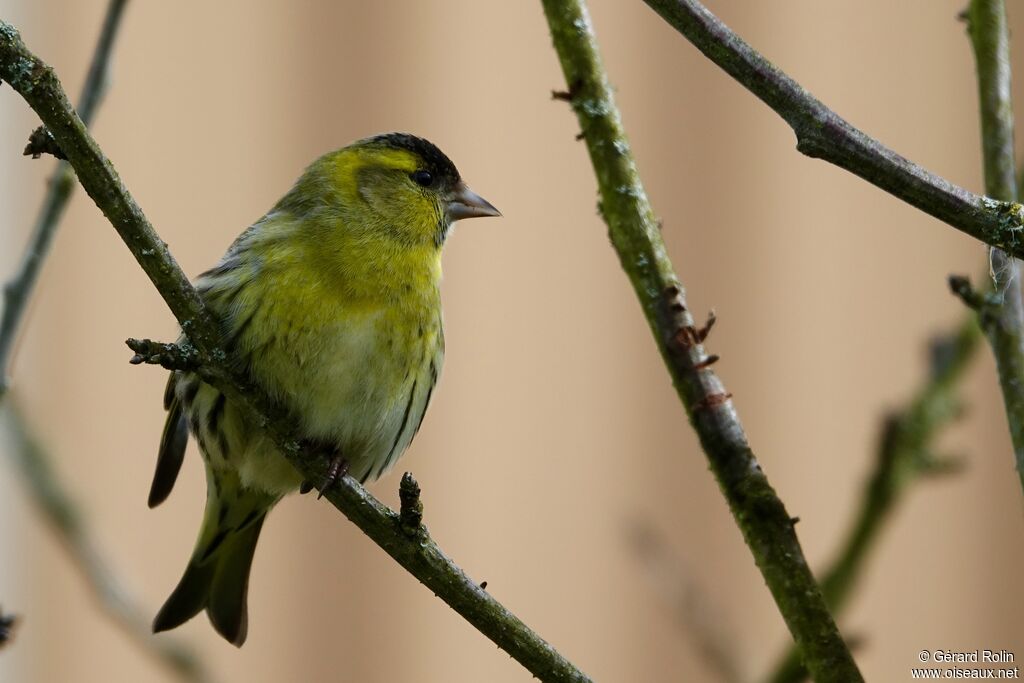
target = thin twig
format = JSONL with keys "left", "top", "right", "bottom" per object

{"left": 1, "top": 405, "right": 212, "bottom": 681}
{"left": 764, "top": 322, "right": 977, "bottom": 683}
{"left": 539, "top": 1, "right": 861, "bottom": 680}
{"left": 639, "top": 0, "right": 1024, "bottom": 259}
{"left": 964, "top": 0, "right": 1024, "bottom": 498}
{"left": 126, "top": 338, "right": 200, "bottom": 372}
{"left": 0, "top": 0, "right": 129, "bottom": 396}
{"left": 0, "top": 21, "right": 591, "bottom": 682}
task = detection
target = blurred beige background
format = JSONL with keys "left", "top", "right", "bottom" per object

{"left": 1, "top": 1, "right": 1023, "bottom": 681}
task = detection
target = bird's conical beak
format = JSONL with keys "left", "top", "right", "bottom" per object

{"left": 446, "top": 182, "right": 501, "bottom": 221}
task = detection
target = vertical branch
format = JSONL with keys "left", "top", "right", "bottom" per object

{"left": 0, "top": 0, "right": 129, "bottom": 395}
{"left": 965, "top": 0, "right": 1024, "bottom": 496}
{"left": 539, "top": 1, "right": 862, "bottom": 680}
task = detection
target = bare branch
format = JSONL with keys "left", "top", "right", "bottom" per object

{"left": 539, "top": 1, "right": 861, "bottom": 680}
{"left": 640, "top": 0, "right": 1024, "bottom": 258}
{"left": 0, "top": 19, "right": 591, "bottom": 682}
{"left": 963, "top": 0, "right": 1024, "bottom": 498}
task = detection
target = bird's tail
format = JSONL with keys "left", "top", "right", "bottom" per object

{"left": 153, "top": 469, "right": 276, "bottom": 646}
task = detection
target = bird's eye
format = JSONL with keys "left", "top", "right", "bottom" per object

{"left": 411, "top": 170, "right": 434, "bottom": 188}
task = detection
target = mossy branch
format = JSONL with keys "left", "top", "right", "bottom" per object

{"left": 964, "top": 0, "right": 1024, "bottom": 499}
{"left": 640, "top": 0, "right": 1024, "bottom": 258}
{"left": 0, "top": 19, "right": 591, "bottom": 683}
{"left": 539, "top": 1, "right": 861, "bottom": 681}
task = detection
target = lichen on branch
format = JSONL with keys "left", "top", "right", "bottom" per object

{"left": 540, "top": 1, "right": 862, "bottom": 680}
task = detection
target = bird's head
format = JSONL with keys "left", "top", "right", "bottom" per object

{"left": 293, "top": 133, "right": 500, "bottom": 248}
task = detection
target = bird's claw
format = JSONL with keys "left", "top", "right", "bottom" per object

{"left": 317, "top": 454, "right": 349, "bottom": 500}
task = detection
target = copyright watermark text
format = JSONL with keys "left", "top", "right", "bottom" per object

{"left": 911, "top": 649, "right": 1018, "bottom": 679}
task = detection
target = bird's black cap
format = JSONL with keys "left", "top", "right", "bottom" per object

{"left": 365, "top": 132, "right": 461, "bottom": 185}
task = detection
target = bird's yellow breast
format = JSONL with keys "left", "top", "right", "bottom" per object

{"left": 198, "top": 210, "right": 445, "bottom": 487}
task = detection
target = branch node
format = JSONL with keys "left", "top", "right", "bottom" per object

{"left": 693, "top": 392, "right": 732, "bottom": 413}
{"left": 550, "top": 78, "right": 583, "bottom": 103}
{"left": 125, "top": 338, "right": 200, "bottom": 372}
{"left": 693, "top": 354, "right": 720, "bottom": 370}
{"left": 697, "top": 310, "right": 717, "bottom": 342}
{"left": 23, "top": 125, "right": 66, "bottom": 160}
{"left": 919, "top": 453, "right": 967, "bottom": 478}
{"left": 399, "top": 472, "right": 424, "bottom": 537}
{"left": 673, "top": 326, "right": 700, "bottom": 349}
{"left": 948, "top": 274, "right": 983, "bottom": 309}
{"left": 947, "top": 274, "right": 1004, "bottom": 332}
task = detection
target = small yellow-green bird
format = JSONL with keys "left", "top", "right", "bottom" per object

{"left": 149, "top": 133, "right": 499, "bottom": 646}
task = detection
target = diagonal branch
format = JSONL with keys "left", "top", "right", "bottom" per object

{"left": 540, "top": 1, "right": 861, "bottom": 680}
{"left": 964, "top": 0, "right": 1024, "bottom": 498}
{"left": 640, "top": 0, "right": 1024, "bottom": 259}
{"left": 0, "top": 0, "right": 129, "bottom": 396}
{"left": 0, "top": 19, "right": 591, "bottom": 683}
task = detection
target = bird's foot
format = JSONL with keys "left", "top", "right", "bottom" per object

{"left": 317, "top": 453, "right": 349, "bottom": 500}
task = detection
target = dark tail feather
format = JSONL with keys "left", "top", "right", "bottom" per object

{"left": 207, "top": 513, "right": 266, "bottom": 646}
{"left": 153, "top": 510, "right": 268, "bottom": 647}
{"left": 152, "top": 553, "right": 216, "bottom": 634}
{"left": 149, "top": 396, "right": 188, "bottom": 508}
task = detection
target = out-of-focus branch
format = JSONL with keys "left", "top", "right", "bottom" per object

{"left": 0, "top": 0, "right": 129, "bottom": 396}
{"left": 1, "top": 405, "right": 212, "bottom": 681}
{"left": 963, "top": 0, "right": 1024, "bottom": 498}
{"left": 539, "top": 1, "right": 861, "bottom": 680}
{"left": 639, "top": 0, "right": 1024, "bottom": 258}
{"left": 0, "top": 21, "right": 591, "bottom": 683}
{"left": 0, "top": 608, "right": 16, "bottom": 651}
{"left": 629, "top": 522, "right": 743, "bottom": 683}
{"left": 764, "top": 322, "right": 977, "bottom": 683}
{"left": 0, "top": 4, "right": 211, "bottom": 680}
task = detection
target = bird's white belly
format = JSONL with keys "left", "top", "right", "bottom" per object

{"left": 235, "top": 310, "right": 441, "bottom": 490}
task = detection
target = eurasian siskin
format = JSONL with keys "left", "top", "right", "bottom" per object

{"left": 149, "top": 133, "right": 499, "bottom": 645}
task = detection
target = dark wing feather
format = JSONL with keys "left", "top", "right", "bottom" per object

{"left": 149, "top": 372, "right": 189, "bottom": 508}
